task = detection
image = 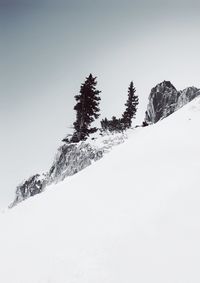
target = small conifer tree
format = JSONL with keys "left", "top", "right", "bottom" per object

{"left": 122, "top": 81, "right": 138, "bottom": 129}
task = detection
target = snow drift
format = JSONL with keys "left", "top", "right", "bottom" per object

{"left": 1, "top": 96, "right": 200, "bottom": 283}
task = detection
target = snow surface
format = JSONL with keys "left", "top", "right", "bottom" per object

{"left": 1, "top": 97, "right": 200, "bottom": 283}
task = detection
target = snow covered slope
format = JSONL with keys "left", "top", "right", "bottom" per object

{"left": 1, "top": 96, "right": 200, "bottom": 283}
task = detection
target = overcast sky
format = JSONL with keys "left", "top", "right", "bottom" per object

{"left": 1, "top": 0, "right": 200, "bottom": 208}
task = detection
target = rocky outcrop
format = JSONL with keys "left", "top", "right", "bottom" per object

{"left": 177, "top": 87, "right": 200, "bottom": 108}
{"left": 10, "top": 174, "right": 46, "bottom": 207}
{"left": 48, "top": 142, "right": 103, "bottom": 184}
{"left": 11, "top": 132, "right": 127, "bottom": 207}
{"left": 145, "top": 81, "right": 200, "bottom": 124}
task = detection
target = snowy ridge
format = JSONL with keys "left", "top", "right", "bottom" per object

{"left": 11, "top": 131, "right": 127, "bottom": 206}
{"left": 12, "top": 80, "right": 200, "bottom": 207}
{"left": 48, "top": 132, "right": 127, "bottom": 184}
{"left": 1, "top": 96, "right": 200, "bottom": 283}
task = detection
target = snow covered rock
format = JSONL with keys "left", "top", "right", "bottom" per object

{"left": 145, "top": 81, "right": 200, "bottom": 124}
{"left": 48, "top": 132, "right": 127, "bottom": 184}
{"left": 11, "top": 132, "right": 127, "bottom": 206}
{"left": 47, "top": 142, "right": 103, "bottom": 184}
{"left": 177, "top": 86, "right": 200, "bottom": 108}
{"left": 10, "top": 174, "right": 46, "bottom": 207}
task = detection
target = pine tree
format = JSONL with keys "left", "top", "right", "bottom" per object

{"left": 122, "top": 81, "right": 139, "bottom": 129}
{"left": 72, "top": 74, "right": 101, "bottom": 142}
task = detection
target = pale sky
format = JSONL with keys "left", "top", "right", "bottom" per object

{"left": 1, "top": 0, "right": 200, "bottom": 208}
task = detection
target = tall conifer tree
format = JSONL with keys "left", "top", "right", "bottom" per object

{"left": 72, "top": 74, "right": 101, "bottom": 142}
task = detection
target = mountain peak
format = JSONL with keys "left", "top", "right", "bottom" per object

{"left": 152, "top": 80, "right": 177, "bottom": 93}
{"left": 145, "top": 81, "right": 200, "bottom": 124}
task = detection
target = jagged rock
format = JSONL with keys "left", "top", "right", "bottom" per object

{"left": 47, "top": 142, "right": 104, "bottom": 184}
{"left": 177, "top": 87, "right": 200, "bottom": 108}
{"left": 145, "top": 81, "right": 200, "bottom": 124}
{"left": 10, "top": 174, "right": 46, "bottom": 207}
{"left": 47, "top": 133, "right": 127, "bottom": 184}
{"left": 11, "top": 132, "right": 127, "bottom": 207}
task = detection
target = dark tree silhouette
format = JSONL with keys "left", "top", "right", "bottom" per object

{"left": 101, "top": 116, "right": 124, "bottom": 132}
{"left": 101, "top": 81, "right": 138, "bottom": 133}
{"left": 122, "top": 81, "right": 138, "bottom": 129}
{"left": 101, "top": 117, "right": 109, "bottom": 131}
{"left": 71, "top": 74, "right": 101, "bottom": 142}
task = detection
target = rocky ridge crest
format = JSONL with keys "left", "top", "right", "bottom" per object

{"left": 145, "top": 81, "right": 200, "bottom": 124}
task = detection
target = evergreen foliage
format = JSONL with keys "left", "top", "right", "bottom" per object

{"left": 122, "top": 81, "right": 139, "bottom": 129}
{"left": 101, "top": 116, "right": 124, "bottom": 132}
{"left": 71, "top": 74, "right": 101, "bottom": 142}
{"left": 101, "top": 81, "right": 139, "bottom": 133}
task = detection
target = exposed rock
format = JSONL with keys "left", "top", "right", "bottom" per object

{"left": 10, "top": 174, "right": 46, "bottom": 207}
{"left": 177, "top": 87, "right": 200, "bottom": 108}
{"left": 47, "top": 142, "right": 103, "bottom": 184}
{"left": 145, "top": 81, "right": 200, "bottom": 124}
{"left": 11, "top": 132, "right": 127, "bottom": 207}
{"left": 47, "top": 133, "right": 127, "bottom": 185}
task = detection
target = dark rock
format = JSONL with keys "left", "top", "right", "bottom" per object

{"left": 145, "top": 81, "right": 200, "bottom": 124}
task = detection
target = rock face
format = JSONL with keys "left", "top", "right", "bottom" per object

{"left": 10, "top": 174, "right": 46, "bottom": 207}
{"left": 11, "top": 133, "right": 127, "bottom": 207}
{"left": 145, "top": 81, "right": 200, "bottom": 124}
{"left": 177, "top": 87, "right": 200, "bottom": 108}
{"left": 48, "top": 142, "right": 103, "bottom": 184}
